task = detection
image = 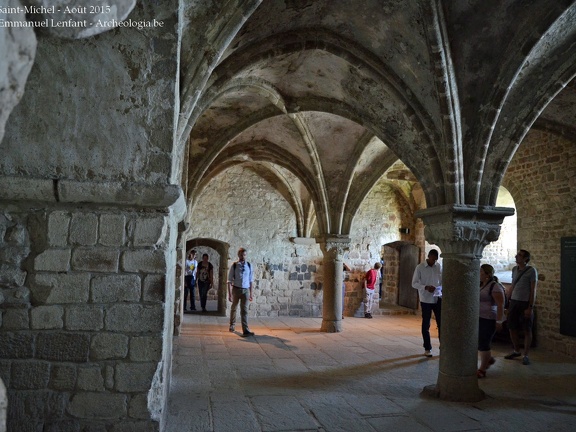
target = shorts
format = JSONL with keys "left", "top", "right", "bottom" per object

{"left": 506, "top": 299, "right": 533, "bottom": 331}
{"left": 478, "top": 317, "right": 496, "bottom": 351}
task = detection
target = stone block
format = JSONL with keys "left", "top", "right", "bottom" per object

{"left": 71, "top": 247, "right": 119, "bottom": 272}
{"left": 142, "top": 275, "right": 164, "bottom": 302}
{"left": 4, "top": 224, "right": 26, "bottom": 245}
{"left": 128, "top": 393, "right": 149, "bottom": 420}
{"left": 31, "top": 305, "right": 64, "bottom": 329}
{"left": 0, "top": 244, "right": 30, "bottom": 266}
{"left": 1, "top": 308, "right": 29, "bottom": 330}
{"left": 109, "top": 421, "right": 159, "bottom": 432}
{"left": 129, "top": 336, "right": 162, "bottom": 362}
{"left": 91, "top": 274, "right": 141, "bottom": 303}
{"left": 133, "top": 216, "right": 167, "bottom": 247}
{"left": 0, "top": 333, "right": 34, "bottom": 358}
{"left": 50, "top": 365, "right": 77, "bottom": 391}
{"left": 121, "top": 250, "right": 166, "bottom": 273}
{"left": 11, "top": 361, "right": 50, "bottom": 389}
{"left": 43, "top": 419, "right": 82, "bottom": 432}
{"left": 48, "top": 212, "right": 70, "bottom": 247}
{"left": 77, "top": 365, "right": 105, "bottom": 391}
{"left": 36, "top": 333, "right": 90, "bottom": 362}
{"left": 31, "top": 273, "right": 90, "bottom": 304}
{"left": 68, "top": 392, "right": 127, "bottom": 420}
{"left": 105, "top": 365, "right": 114, "bottom": 390}
{"left": 13, "top": 389, "right": 66, "bottom": 421}
{"left": 105, "top": 304, "right": 164, "bottom": 333}
{"left": 90, "top": 333, "right": 129, "bottom": 360}
{"left": 69, "top": 213, "right": 98, "bottom": 246}
{"left": 114, "top": 362, "right": 157, "bottom": 392}
{"left": 1, "top": 286, "right": 31, "bottom": 306}
{"left": 0, "top": 263, "right": 27, "bottom": 286}
{"left": 34, "top": 249, "right": 71, "bottom": 272}
{"left": 65, "top": 305, "right": 104, "bottom": 331}
{"left": 99, "top": 214, "right": 126, "bottom": 246}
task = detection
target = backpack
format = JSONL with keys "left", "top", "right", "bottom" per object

{"left": 489, "top": 281, "right": 509, "bottom": 309}
{"left": 233, "top": 261, "right": 251, "bottom": 273}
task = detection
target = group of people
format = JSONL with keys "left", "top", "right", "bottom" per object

{"left": 410, "top": 248, "right": 538, "bottom": 377}
{"left": 183, "top": 250, "right": 214, "bottom": 312}
{"left": 184, "top": 247, "right": 255, "bottom": 337}
{"left": 184, "top": 245, "right": 539, "bottom": 367}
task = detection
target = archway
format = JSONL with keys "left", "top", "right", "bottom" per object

{"left": 185, "top": 238, "right": 230, "bottom": 317}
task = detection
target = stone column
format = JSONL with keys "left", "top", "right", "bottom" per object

{"left": 317, "top": 235, "right": 350, "bottom": 332}
{"left": 416, "top": 205, "right": 514, "bottom": 402}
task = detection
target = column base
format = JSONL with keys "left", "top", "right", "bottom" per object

{"left": 421, "top": 373, "right": 485, "bottom": 402}
{"left": 320, "top": 319, "right": 342, "bottom": 333}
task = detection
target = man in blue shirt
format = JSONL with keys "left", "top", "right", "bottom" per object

{"left": 228, "top": 247, "right": 255, "bottom": 336}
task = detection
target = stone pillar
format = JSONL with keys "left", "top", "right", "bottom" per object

{"left": 317, "top": 236, "right": 350, "bottom": 332}
{"left": 416, "top": 205, "right": 514, "bottom": 402}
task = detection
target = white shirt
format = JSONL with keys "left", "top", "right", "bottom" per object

{"left": 412, "top": 260, "right": 442, "bottom": 304}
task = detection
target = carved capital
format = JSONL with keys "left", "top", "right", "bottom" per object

{"left": 416, "top": 205, "right": 515, "bottom": 259}
{"left": 316, "top": 235, "right": 350, "bottom": 260}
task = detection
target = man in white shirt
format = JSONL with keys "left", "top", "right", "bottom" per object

{"left": 412, "top": 249, "right": 442, "bottom": 357}
{"left": 184, "top": 250, "right": 197, "bottom": 311}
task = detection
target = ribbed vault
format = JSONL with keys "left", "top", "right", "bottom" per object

{"left": 179, "top": 0, "right": 576, "bottom": 237}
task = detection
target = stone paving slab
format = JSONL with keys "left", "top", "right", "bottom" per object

{"left": 165, "top": 313, "right": 576, "bottom": 432}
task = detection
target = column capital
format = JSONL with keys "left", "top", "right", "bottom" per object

{"left": 316, "top": 235, "right": 350, "bottom": 258}
{"left": 415, "top": 204, "right": 515, "bottom": 259}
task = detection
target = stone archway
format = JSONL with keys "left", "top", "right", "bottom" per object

{"left": 185, "top": 238, "right": 230, "bottom": 318}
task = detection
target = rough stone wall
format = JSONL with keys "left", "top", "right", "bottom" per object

{"left": 503, "top": 130, "right": 576, "bottom": 358}
{"left": 0, "top": 205, "right": 175, "bottom": 430}
{"left": 191, "top": 166, "right": 407, "bottom": 317}
{"left": 191, "top": 166, "right": 325, "bottom": 317}
{"left": 1, "top": 1, "right": 179, "bottom": 184}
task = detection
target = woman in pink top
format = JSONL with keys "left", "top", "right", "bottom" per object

{"left": 477, "top": 264, "right": 506, "bottom": 378}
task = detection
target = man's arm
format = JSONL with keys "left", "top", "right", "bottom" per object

{"left": 412, "top": 266, "right": 424, "bottom": 290}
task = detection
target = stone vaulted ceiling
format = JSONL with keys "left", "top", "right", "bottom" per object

{"left": 180, "top": 0, "right": 576, "bottom": 236}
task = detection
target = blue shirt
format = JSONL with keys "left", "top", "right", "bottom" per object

{"left": 228, "top": 260, "right": 254, "bottom": 288}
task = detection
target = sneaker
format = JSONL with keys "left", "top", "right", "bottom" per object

{"left": 424, "top": 350, "right": 433, "bottom": 357}
{"left": 505, "top": 351, "right": 521, "bottom": 360}
{"left": 242, "top": 329, "right": 255, "bottom": 337}
{"left": 522, "top": 355, "right": 531, "bottom": 365}
{"left": 229, "top": 325, "right": 235, "bottom": 332}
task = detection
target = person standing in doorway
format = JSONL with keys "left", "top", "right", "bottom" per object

{"left": 228, "top": 248, "right": 255, "bottom": 336}
{"left": 196, "top": 253, "right": 214, "bottom": 312}
{"left": 505, "top": 249, "right": 538, "bottom": 365}
{"left": 363, "top": 262, "right": 382, "bottom": 318}
{"left": 412, "top": 249, "right": 442, "bottom": 357}
{"left": 184, "top": 250, "right": 197, "bottom": 311}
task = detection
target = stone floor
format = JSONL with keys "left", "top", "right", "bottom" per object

{"left": 165, "top": 307, "right": 576, "bottom": 432}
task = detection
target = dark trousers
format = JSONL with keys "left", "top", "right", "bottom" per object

{"left": 421, "top": 299, "right": 442, "bottom": 351}
{"left": 198, "top": 281, "right": 210, "bottom": 310}
{"left": 184, "top": 276, "right": 196, "bottom": 310}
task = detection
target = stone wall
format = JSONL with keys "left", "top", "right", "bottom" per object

{"left": 503, "top": 129, "right": 576, "bottom": 358}
{"left": 190, "top": 166, "right": 407, "bottom": 318}
{"left": 0, "top": 205, "right": 176, "bottom": 430}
